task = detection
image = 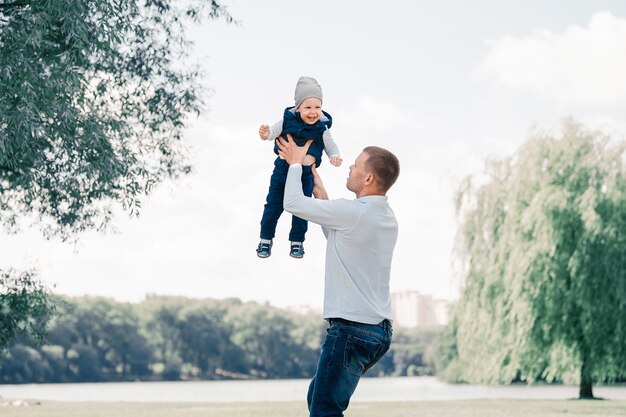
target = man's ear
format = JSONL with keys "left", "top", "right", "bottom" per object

{"left": 364, "top": 173, "right": 375, "bottom": 186}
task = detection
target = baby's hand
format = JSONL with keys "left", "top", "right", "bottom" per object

{"left": 259, "top": 124, "right": 270, "bottom": 140}
{"left": 330, "top": 156, "right": 343, "bottom": 167}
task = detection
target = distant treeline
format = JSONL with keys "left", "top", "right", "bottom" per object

{"left": 0, "top": 295, "right": 443, "bottom": 384}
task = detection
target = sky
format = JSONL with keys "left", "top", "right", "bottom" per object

{"left": 2, "top": 0, "right": 626, "bottom": 310}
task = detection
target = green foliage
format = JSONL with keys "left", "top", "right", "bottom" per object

{"left": 0, "top": 0, "right": 233, "bottom": 238}
{"left": 0, "top": 269, "right": 55, "bottom": 350}
{"left": 0, "top": 295, "right": 443, "bottom": 382}
{"left": 453, "top": 120, "right": 626, "bottom": 396}
{"left": 427, "top": 312, "right": 465, "bottom": 383}
{"left": 376, "top": 327, "right": 441, "bottom": 377}
{"left": 0, "top": 0, "right": 233, "bottom": 362}
{"left": 227, "top": 303, "right": 323, "bottom": 378}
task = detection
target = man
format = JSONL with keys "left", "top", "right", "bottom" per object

{"left": 277, "top": 135, "right": 400, "bottom": 417}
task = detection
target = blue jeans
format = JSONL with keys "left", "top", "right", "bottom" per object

{"left": 307, "top": 318, "right": 392, "bottom": 417}
{"left": 260, "top": 158, "right": 314, "bottom": 242}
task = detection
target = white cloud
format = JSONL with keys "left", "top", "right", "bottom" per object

{"left": 475, "top": 12, "right": 626, "bottom": 107}
{"left": 343, "top": 96, "right": 412, "bottom": 130}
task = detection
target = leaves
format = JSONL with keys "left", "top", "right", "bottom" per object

{"left": 453, "top": 120, "right": 626, "bottom": 390}
{"left": 0, "top": 0, "right": 234, "bottom": 358}
{"left": 0, "top": 0, "right": 233, "bottom": 239}
{"left": 0, "top": 269, "right": 55, "bottom": 350}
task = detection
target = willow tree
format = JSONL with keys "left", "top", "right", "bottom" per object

{"left": 454, "top": 120, "right": 626, "bottom": 398}
{"left": 0, "top": 0, "right": 233, "bottom": 345}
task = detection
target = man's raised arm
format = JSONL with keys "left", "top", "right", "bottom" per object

{"left": 277, "top": 135, "right": 356, "bottom": 230}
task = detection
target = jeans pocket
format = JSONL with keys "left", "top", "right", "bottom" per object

{"left": 344, "top": 334, "right": 382, "bottom": 376}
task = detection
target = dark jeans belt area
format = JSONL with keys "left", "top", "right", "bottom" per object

{"left": 327, "top": 317, "right": 392, "bottom": 332}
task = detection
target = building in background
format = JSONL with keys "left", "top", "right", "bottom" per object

{"left": 391, "top": 291, "right": 450, "bottom": 328}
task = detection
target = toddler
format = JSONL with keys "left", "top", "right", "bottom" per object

{"left": 257, "top": 76, "right": 342, "bottom": 258}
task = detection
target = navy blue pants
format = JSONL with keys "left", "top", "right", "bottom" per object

{"left": 260, "top": 158, "right": 314, "bottom": 242}
{"left": 308, "top": 318, "right": 392, "bottom": 416}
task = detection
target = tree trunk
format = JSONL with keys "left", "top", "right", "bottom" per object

{"left": 579, "top": 361, "right": 594, "bottom": 399}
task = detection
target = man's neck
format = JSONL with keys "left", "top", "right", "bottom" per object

{"left": 355, "top": 190, "right": 386, "bottom": 199}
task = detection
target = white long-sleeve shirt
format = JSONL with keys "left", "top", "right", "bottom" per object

{"left": 283, "top": 164, "right": 398, "bottom": 324}
{"left": 263, "top": 113, "right": 341, "bottom": 159}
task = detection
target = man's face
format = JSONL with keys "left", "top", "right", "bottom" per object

{"left": 297, "top": 97, "right": 322, "bottom": 125}
{"left": 346, "top": 151, "right": 369, "bottom": 194}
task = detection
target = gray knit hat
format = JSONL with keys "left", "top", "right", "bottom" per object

{"left": 294, "top": 76, "right": 323, "bottom": 110}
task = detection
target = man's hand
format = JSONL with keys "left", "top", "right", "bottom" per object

{"left": 330, "top": 156, "right": 343, "bottom": 167}
{"left": 259, "top": 124, "right": 270, "bottom": 140}
{"left": 311, "top": 164, "right": 329, "bottom": 200}
{"left": 277, "top": 134, "right": 312, "bottom": 165}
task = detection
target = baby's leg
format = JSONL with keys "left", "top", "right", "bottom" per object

{"left": 260, "top": 159, "right": 289, "bottom": 239}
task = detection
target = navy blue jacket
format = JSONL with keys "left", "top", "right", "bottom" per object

{"left": 273, "top": 107, "right": 333, "bottom": 167}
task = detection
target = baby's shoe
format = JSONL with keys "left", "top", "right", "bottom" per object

{"left": 256, "top": 240, "right": 273, "bottom": 258}
{"left": 290, "top": 242, "right": 305, "bottom": 259}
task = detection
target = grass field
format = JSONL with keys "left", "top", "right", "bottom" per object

{"left": 1, "top": 400, "right": 625, "bottom": 417}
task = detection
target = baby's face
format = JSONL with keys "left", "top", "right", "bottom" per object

{"left": 297, "top": 97, "right": 322, "bottom": 125}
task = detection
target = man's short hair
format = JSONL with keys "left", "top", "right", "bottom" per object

{"left": 363, "top": 146, "right": 400, "bottom": 192}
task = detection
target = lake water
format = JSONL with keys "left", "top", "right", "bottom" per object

{"left": 2, "top": 377, "right": 626, "bottom": 402}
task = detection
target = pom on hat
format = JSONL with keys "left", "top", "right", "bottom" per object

{"left": 294, "top": 76, "right": 323, "bottom": 110}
